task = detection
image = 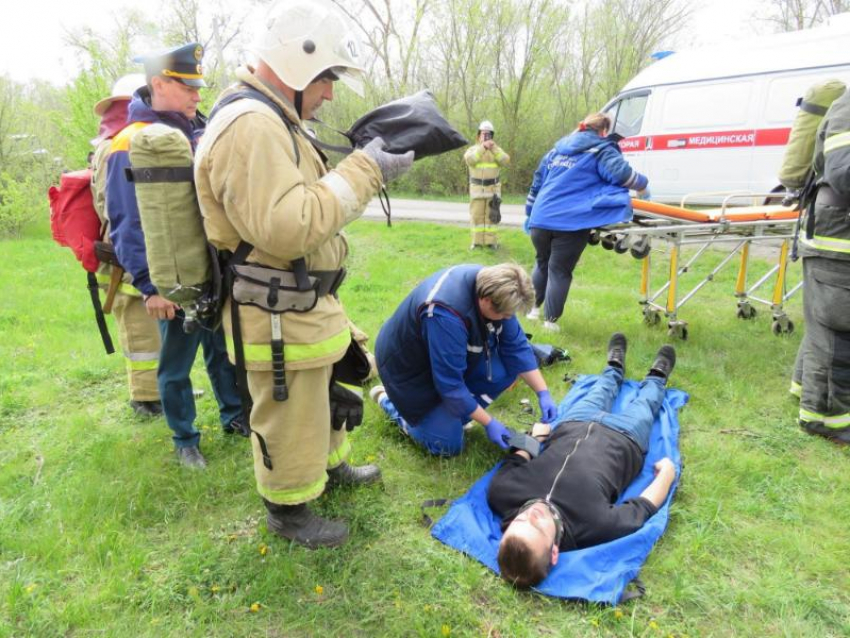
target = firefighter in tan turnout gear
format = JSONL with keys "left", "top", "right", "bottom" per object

{"left": 91, "top": 74, "right": 163, "bottom": 417}
{"left": 464, "top": 120, "right": 510, "bottom": 248}
{"left": 195, "top": 0, "right": 414, "bottom": 548}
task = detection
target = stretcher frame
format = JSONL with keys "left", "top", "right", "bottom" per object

{"left": 596, "top": 193, "right": 803, "bottom": 339}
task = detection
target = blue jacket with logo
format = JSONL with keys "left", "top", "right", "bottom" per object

{"left": 375, "top": 265, "right": 538, "bottom": 424}
{"left": 105, "top": 89, "right": 203, "bottom": 295}
{"left": 525, "top": 130, "right": 648, "bottom": 232}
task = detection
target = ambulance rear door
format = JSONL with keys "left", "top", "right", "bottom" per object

{"left": 604, "top": 90, "right": 651, "bottom": 181}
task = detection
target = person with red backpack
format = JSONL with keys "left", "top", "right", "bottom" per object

{"left": 91, "top": 74, "right": 164, "bottom": 418}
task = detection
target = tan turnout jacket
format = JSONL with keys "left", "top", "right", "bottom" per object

{"left": 195, "top": 66, "right": 383, "bottom": 371}
{"left": 464, "top": 142, "right": 510, "bottom": 199}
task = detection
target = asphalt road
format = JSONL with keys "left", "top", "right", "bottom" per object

{"left": 361, "top": 197, "right": 525, "bottom": 226}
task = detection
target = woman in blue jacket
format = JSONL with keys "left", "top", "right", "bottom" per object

{"left": 524, "top": 113, "right": 649, "bottom": 332}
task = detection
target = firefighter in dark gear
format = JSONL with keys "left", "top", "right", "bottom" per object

{"left": 791, "top": 87, "right": 850, "bottom": 445}
{"left": 464, "top": 120, "right": 509, "bottom": 248}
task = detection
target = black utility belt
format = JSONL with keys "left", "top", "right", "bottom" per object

{"left": 231, "top": 263, "right": 346, "bottom": 313}
{"left": 470, "top": 177, "right": 500, "bottom": 186}
{"left": 816, "top": 185, "right": 850, "bottom": 209}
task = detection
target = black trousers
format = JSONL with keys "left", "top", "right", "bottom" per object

{"left": 530, "top": 227, "right": 591, "bottom": 321}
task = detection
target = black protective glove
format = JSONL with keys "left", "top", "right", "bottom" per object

{"left": 329, "top": 381, "right": 364, "bottom": 431}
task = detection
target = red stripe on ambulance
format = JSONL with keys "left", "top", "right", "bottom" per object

{"left": 620, "top": 127, "right": 791, "bottom": 153}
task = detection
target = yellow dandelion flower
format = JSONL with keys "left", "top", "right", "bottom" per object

{"left": 211, "top": 585, "right": 221, "bottom": 594}
{"left": 259, "top": 543, "right": 268, "bottom": 556}
{"left": 423, "top": 604, "right": 432, "bottom": 612}
{"left": 250, "top": 602, "right": 261, "bottom": 613}
{"left": 614, "top": 609, "right": 624, "bottom": 619}
{"left": 441, "top": 625, "right": 451, "bottom": 637}
{"left": 649, "top": 620, "right": 659, "bottom": 630}
{"left": 315, "top": 585, "right": 324, "bottom": 595}
{"left": 227, "top": 534, "right": 238, "bottom": 542}
{"left": 590, "top": 618, "right": 600, "bottom": 627}
{"left": 24, "top": 584, "right": 36, "bottom": 594}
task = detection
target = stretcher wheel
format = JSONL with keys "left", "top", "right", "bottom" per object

{"left": 643, "top": 309, "right": 661, "bottom": 326}
{"left": 588, "top": 229, "right": 601, "bottom": 246}
{"left": 601, "top": 234, "right": 616, "bottom": 250}
{"left": 614, "top": 237, "right": 629, "bottom": 254}
{"left": 736, "top": 304, "right": 757, "bottom": 320}
{"left": 667, "top": 322, "right": 688, "bottom": 340}
{"left": 630, "top": 238, "right": 651, "bottom": 259}
{"left": 772, "top": 319, "right": 795, "bottom": 336}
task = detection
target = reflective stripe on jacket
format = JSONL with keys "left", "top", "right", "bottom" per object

{"left": 801, "top": 88, "right": 850, "bottom": 261}
{"left": 464, "top": 143, "right": 509, "bottom": 198}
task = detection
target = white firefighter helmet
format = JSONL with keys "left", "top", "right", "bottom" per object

{"left": 478, "top": 120, "right": 495, "bottom": 133}
{"left": 93, "top": 73, "right": 146, "bottom": 116}
{"left": 253, "top": 0, "right": 366, "bottom": 97}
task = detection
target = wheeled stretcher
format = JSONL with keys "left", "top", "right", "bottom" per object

{"left": 593, "top": 193, "right": 802, "bottom": 339}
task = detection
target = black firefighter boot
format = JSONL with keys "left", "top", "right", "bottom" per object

{"left": 326, "top": 462, "right": 382, "bottom": 489}
{"left": 607, "top": 332, "right": 628, "bottom": 372}
{"left": 263, "top": 499, "right": 349, "bottom": 549}
{"left": 648, "top": 345, "right": 677, "bottom": 383}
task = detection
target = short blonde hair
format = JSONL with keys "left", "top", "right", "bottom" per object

{"left": 476, "top": 263, "right": 534, "bottom": 316}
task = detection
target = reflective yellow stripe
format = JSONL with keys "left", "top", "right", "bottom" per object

{"left": 474, "top": 162, "right": 499, "bottom": 169}
{"left": 789, "top": 381, "right": 802, "bottom": 398}
{"left": 96, "top": 273, "right": 143, "bottom": 297}
{"left": 127, "top": 359, "right": 158, "bottom": 371}
{"left": 327, "top": 437, "right": 352, "bottom": 468}
{"left": 163, "top": 69, "right": 203, "bottom": 80}
{"left": 257, "top": 475, "right": 327, "bottom": 505}
{"left": 472, "top": 226, "right": 500, "bottom": 232}
{"left": 824, "top": 131, "right": 850, "bottom": 154}
{"left": 800, "top": 408, "right": 850, "bottom": 427}
{"left": 801, "top": 235, "right": 850, "bottom": 254}
{"left": 226, "top": 327, "right": 351, "bottom": 364}
{"left": 110, "top": 122, "right": 149, "bottom": 152}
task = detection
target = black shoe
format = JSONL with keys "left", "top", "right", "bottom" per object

{"left": 648, "top": 345, "right": 676, "bottom": 382}
{"left": 130, "top": 400, "right": 163, "bottom": 417}
{"left": 264, "top": 500, "right": 349, "bottom": 549}
{"left": 223, "top": 415, "right": 251, "bottom": 438}
{"left": 326, "top": 462, "right": 382, "bottom": 489}
{"left": 800, "top": 420, "right": 850, "bottom": 445}
{"left": 176, "top": 445, "right": 208, "bottom": 469}
{"left": 606, "top": 333, "right": 628, "bottom": 371}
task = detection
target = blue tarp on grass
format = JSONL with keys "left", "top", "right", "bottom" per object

{"left": 431, "top": 374, "right": 689, "bottom": 604}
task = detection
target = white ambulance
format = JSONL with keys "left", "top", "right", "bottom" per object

{"left": 603, "top": 15, "right": 850, "bottom": 205}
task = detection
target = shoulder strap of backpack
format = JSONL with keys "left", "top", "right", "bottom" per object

{"left": 209, "top": 84, "right": 301, "bottom": 167}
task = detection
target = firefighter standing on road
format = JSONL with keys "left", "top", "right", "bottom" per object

{"left": 91, "top": 74, "right": 164, "bottom": 418}
{"left": 464, "top": 121, "right": 510, "bottom": 249}
{"left": 792, "top": 87, "right": 850, "bottom": 445}
{"left": 194, "top": 0, "right": 413, "bottom": 549}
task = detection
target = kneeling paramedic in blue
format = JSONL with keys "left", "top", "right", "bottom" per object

{"left": 488, "top": 333, "right": 677, "bottom": 589}
{"left": 372, "top": 264, "right": 558, "bottom": 456}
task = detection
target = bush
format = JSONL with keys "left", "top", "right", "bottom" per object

{"left": 0, "top": 173, "right": 47, "bottom": 238}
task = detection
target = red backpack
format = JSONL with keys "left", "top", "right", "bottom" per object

{"left": 48, "top": 169, "right": 102, "bottom": 272}
{"left": 47, "top": 168, "right": 115, "bottom": 353}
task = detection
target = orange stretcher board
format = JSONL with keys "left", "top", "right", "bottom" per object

{"left": 631, "top": 199, "right": 801, "bottom": 223}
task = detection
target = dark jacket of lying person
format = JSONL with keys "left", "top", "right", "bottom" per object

{"left": 486, "top": 333, "right": 678, "bottom": 588}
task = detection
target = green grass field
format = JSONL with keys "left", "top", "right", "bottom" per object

{"left": 2, "top": 219, "right": 848, "bottom": 637}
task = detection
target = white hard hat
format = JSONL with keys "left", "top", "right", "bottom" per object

{"left": 253, "top": 0, "right": 366, "bottom": 97}
{"left": 93, "top": 73, "right": 146, "bottom": 116}
{"left": 478, "top": 120, "right": 495, "bottom": 132}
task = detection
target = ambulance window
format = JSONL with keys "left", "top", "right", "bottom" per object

{"left": 611, "top": 94, "right": 648, "bottom": 138}
{"left": 765, "top": 74, "right": 830, "bottom": 124}
{"left": 662, "top": 81, "right": 752, "bottom": 129}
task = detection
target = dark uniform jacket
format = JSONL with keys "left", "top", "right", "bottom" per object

{"left": 487, "top": 420, "right": 657, "bottom": 551}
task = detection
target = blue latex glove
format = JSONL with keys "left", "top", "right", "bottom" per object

{"left": 537, "top": 390, "right": 558, "bottom": 423}
{"left": 523, "top": 215, "right": 532, "bottom": 235}
{"left": 484, "top": 418, "right": 511, "bottom": 449}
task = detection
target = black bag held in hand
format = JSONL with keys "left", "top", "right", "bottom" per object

{"left": 489, "top": 194, "right": 502, "bottom": 224}
{"left": 345, "top": 90, "right": 468, "bottom": 160}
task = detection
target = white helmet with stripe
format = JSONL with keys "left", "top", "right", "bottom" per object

{"left": 478, "top": 120, "right": 495, "bottom": 133}
{"left": 253, "top": 0, "right": 367, "bottom": 97}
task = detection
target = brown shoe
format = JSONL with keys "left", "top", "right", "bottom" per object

{"left": 264, "top": 500, "right": 348, "bottom": 549}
